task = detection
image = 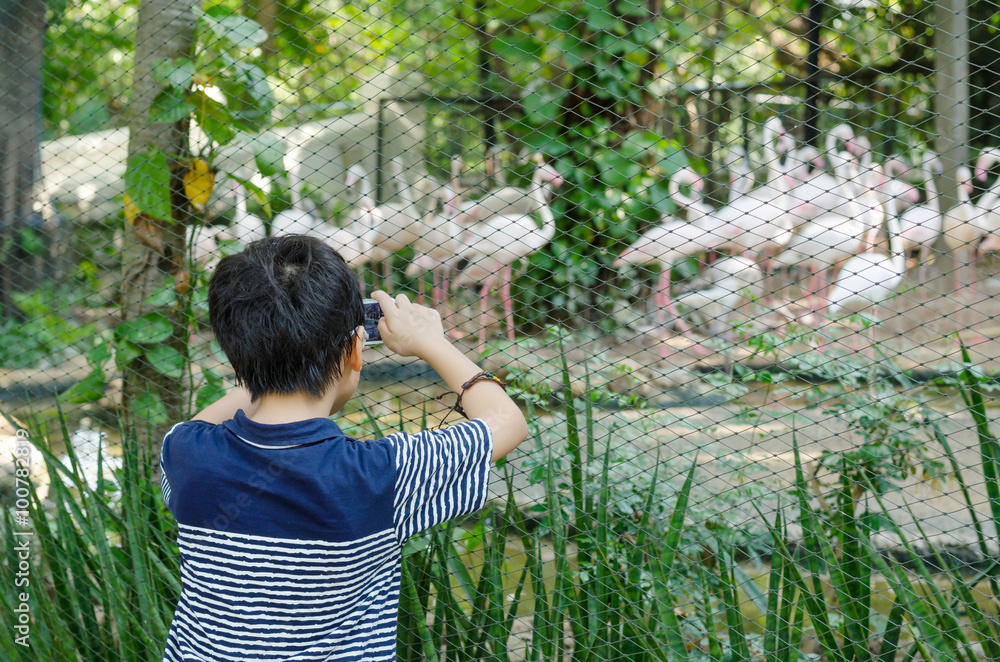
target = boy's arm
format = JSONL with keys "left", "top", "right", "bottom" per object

{"left": 190, "top": 385, "right": 260, "bottom": 424}
{"left": 371, "top": 291, "right": 529, "bottom": 461}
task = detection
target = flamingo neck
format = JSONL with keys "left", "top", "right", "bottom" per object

{"left": 531, "top": 174, "right": 556, "bottom": 241}
{"left": 233, "top": 182, "right": 247, "bottom": 219}
{"left": 922, "top": 158, "right": 940, "bottom": 213}
{"left": 395, "top": 165, "right": 413, "bottom": 210}
{"left": 668, "top": 171, "right": 701, "bottom": 210}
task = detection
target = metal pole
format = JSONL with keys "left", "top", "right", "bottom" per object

{"left": 802, "top": 0, "right": 825, "bottom": 147}
{"left": 934, "top": 0, "right": 969, "bottom": 211}
{"left": 933, "top": 0, "right": 969, "bottom": 300}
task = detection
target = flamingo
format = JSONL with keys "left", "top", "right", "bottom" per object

{"left": 828, "top": 164, "right": 906, "bottom": 320}
{"left": 406, "top": 182, "right": 464, "bottom": 310}
{"left": 458, "top": 153, "right": 555, "bottom": 224}
{"left": 187, "top": 223, "right": 221, "bottom": 267}
{"left": 837, "top": 135, "right": 886, "bottom": 251}
{"left": 614, "top": 217, "right": 736, "bottom": 357}
{"left": 614, "top": 162, "right": 742, "bottom": 357}
{"left": 973, "top": 148, "right": 1000, "bottom": 255}
{"left": 707, "top": 124, "right": 798, "bottom": 292}
{"left": 674, "top": 255, "right": 766, "bottom": 340}
{"left": 898, "top": 152, "right": 943, "bottom": 283}
{"left": 940, "top": 165, "right": 982, "bottom": 328}
{"left": 272, "top": 163, "right": 321, "bottom": 236}
{"left": 366, "top": 158, "right": 425, "bottom": 291}
{"left": 772, "top": 157, "right": 869, "bottom": 326}
{"left": 723, "top": 146, "right": 755, "bottom": 204}
{"left": 451, "top": 156, "right": 563, "bottom": 354}
{"left": 826, "top": 164, "right": 906, "bottom": 356}
{"left": 883, "top": 155, "right": 921, "bottom": 215}
{"left": 230, "top": 179, "right": 265, "bottom": 246}
{"left": 783, "top": 123, "right": 859, "bottom": 226}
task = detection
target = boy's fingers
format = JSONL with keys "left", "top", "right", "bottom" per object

{"left": 370, "top": 290, "right": 397, "bottom": 322}
{"left": 395, "top": 293, "right": 411, "bottom": 309}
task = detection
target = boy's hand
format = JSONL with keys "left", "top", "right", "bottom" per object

{"left": 371, "top": 291, "right": 446, "bottom": 358}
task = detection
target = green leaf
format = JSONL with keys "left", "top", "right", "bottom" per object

{"left": 523, "top": 124, "right": 570, "bottom": 157}
{"left": 196, "top": 367, "right": 226, "bottom": 411}
{"left": 230, "top": 61, "right": 275, "bottom": 116}
{"left": 150, "top": 88, "right": 194, "bottom": 124}
{"left": 187, "top": 90, "right": 236, "bottom": 145}
{"left": 147, "top": 345, "right": 185, "bottom": 381}
{"left": 595, "top": 147, "right": 643, "bottom": 187}
{"left": 143, "top": 280, "right": 177, "bottom": 308}
{"left": 134, "top": 391, "right": 168, "bottom": 426}
{"left": 247, "top": 132, "right": 286, "bottom": 178}
{"left": 86, "top": 341, "right": 111, "bottom": 372}
{"left": 201, "top": 7, "right": 268, "bottom": 49}
{"left": 116, "top": 312, "right": 173, "bottom": 346}
{"left": 61, "top": 369, "right": 106, "bottom": 404}
{"left": 586, "top": 7, "right": 616, "bottom": 31}
{"left": 152, "top": 58, "right": 196, "bottom": 89}
{"left": 125, "top": 148, "right": 173, "bottom": 222}
{"left": 114, "top": 340, "right": 143, "bottom": 370}
{"left": 522, "top": 88, "right": 566, "bottom": 125}
{"left": 493, "top": 32, "right": 544, "bottom": 64}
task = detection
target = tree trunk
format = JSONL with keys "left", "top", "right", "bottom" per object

{"left": 123, "top": 0, "right": 198, "bottom": 453}
{"left": 0, "top": 0, "right": 46, "bottom": 320}
{"left": 255, "top": 0, "right": 280, "bottom": 56}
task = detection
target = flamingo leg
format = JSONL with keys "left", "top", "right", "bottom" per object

{"left": 477, "top": 273, "right": 495, "bottom": 356}
{"left": 654, "top": 270, "right": 699, "bottom": 359}
{"left": 432, "top": 270, "right": 441, "bottom": 310}
{"left": 653, "top": 270, "right": 667, "bottom": 330}
{"left": 416, "top": 272, "right": 426, "bottom": 305}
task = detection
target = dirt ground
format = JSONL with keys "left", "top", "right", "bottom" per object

{"left": 4, "top": 262, "right": 1000, "bottom": 562}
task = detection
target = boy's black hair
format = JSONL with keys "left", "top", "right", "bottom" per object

{"left": 208, "top": 235, "right": 364, "bottom": 401}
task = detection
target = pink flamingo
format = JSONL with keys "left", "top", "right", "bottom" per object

{"left": 898, "top": 152, "right": 943, "bottom": 283}
{"left": 450, "top": 156, "right": 563, "bottom": 355}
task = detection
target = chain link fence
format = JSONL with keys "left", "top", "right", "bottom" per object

{"left": 3, "top": 0, "right": 1000, "bottom": 659}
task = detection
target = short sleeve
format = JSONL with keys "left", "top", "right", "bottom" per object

{"left": 158, "top": 420, "right": 211, "bottom": 513}
{"left": 388, "top": 418, "right": 493, "bottom": 542}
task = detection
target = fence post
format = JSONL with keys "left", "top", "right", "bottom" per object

{"left": 933, "top": 0, "right": 970, "bottom": 300}
{"left": 802, "top": 0, "right": 825, "bottom": 147}
{"left": 0, "top": 0, "right": 46, "bottom": 321}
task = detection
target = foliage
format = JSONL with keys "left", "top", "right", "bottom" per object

{"left": 7, "top": 339, "right": 1000, "bottom": 659}
{"left": 0, "top": 287, "right": 98, "bottom": 370}
{"left": 0, "top": 406, "right": 180, "bottom": 662}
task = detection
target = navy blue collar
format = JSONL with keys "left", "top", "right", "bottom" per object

{"left": 223, "top": 409, "right": 349, "bottom": 447}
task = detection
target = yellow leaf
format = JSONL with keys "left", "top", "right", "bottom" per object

{"left": 124, "top": 193, "right": 140, "bottom": 225}
{"left": 184, "top": 158, "right": 215, "bottom": 211}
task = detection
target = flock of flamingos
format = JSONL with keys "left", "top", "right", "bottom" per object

{"left": 191, "top": 118, "right": 1000, "bottom": 357}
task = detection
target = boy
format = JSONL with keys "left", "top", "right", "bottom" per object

{"left": 159, "top": 235, "right": 528, "bottom": 661}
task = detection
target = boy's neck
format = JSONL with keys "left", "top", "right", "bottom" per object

{"left": 250, "top": 391, "right": 340, "bottom": 425}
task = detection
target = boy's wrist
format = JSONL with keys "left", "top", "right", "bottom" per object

{"left": 415, "top": 335, "right": 456, "bottom": 363}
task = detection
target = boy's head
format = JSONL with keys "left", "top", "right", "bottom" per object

{"left": 209, "top": 235, "right": 364, "bottom": 402}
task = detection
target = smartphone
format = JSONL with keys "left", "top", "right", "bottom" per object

{"left": 361, "top": 298, "right": 384, "bottom": 346}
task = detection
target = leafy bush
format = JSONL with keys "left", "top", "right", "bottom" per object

{"left": 0, "top": 288, "right": 98, "bottom": 369}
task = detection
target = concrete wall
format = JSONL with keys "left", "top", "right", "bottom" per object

{"left": 41, "top": 66, "right": 430, "bottom": 224}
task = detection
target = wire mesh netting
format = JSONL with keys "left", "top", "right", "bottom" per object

{"left": 4, "top": 0, "right": 1000, "bottom": 660}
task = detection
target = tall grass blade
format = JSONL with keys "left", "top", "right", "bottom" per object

{"left": 877, "top": 599, "right": 905, "bottom": 662}
{"left": 720, "top": 548, "right": 751, "bottom": 662}
{"left": 556, "top": 330, "right": 585, "bottom": 525}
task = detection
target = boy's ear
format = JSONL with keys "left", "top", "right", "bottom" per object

{"left": 349, "top": 330, "right": 364, "bottom": 373}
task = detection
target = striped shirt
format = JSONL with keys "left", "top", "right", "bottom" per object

{"left": 159, "top": 410, "right": 492, "bottom": 662}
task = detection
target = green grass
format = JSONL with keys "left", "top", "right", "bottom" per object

{"left": 5, "top": 341, "right": 1000, "bottom": 661}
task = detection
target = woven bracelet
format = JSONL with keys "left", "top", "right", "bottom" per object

{"left": 436, "top": 371, "right": 506, "bottom": 429}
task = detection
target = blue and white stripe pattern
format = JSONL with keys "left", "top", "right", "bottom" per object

{"left": 159, "top": 412, "right": 492, "bottom": 662}
{"left": 389, "top": 420, "right": 493, "bottom": 541}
